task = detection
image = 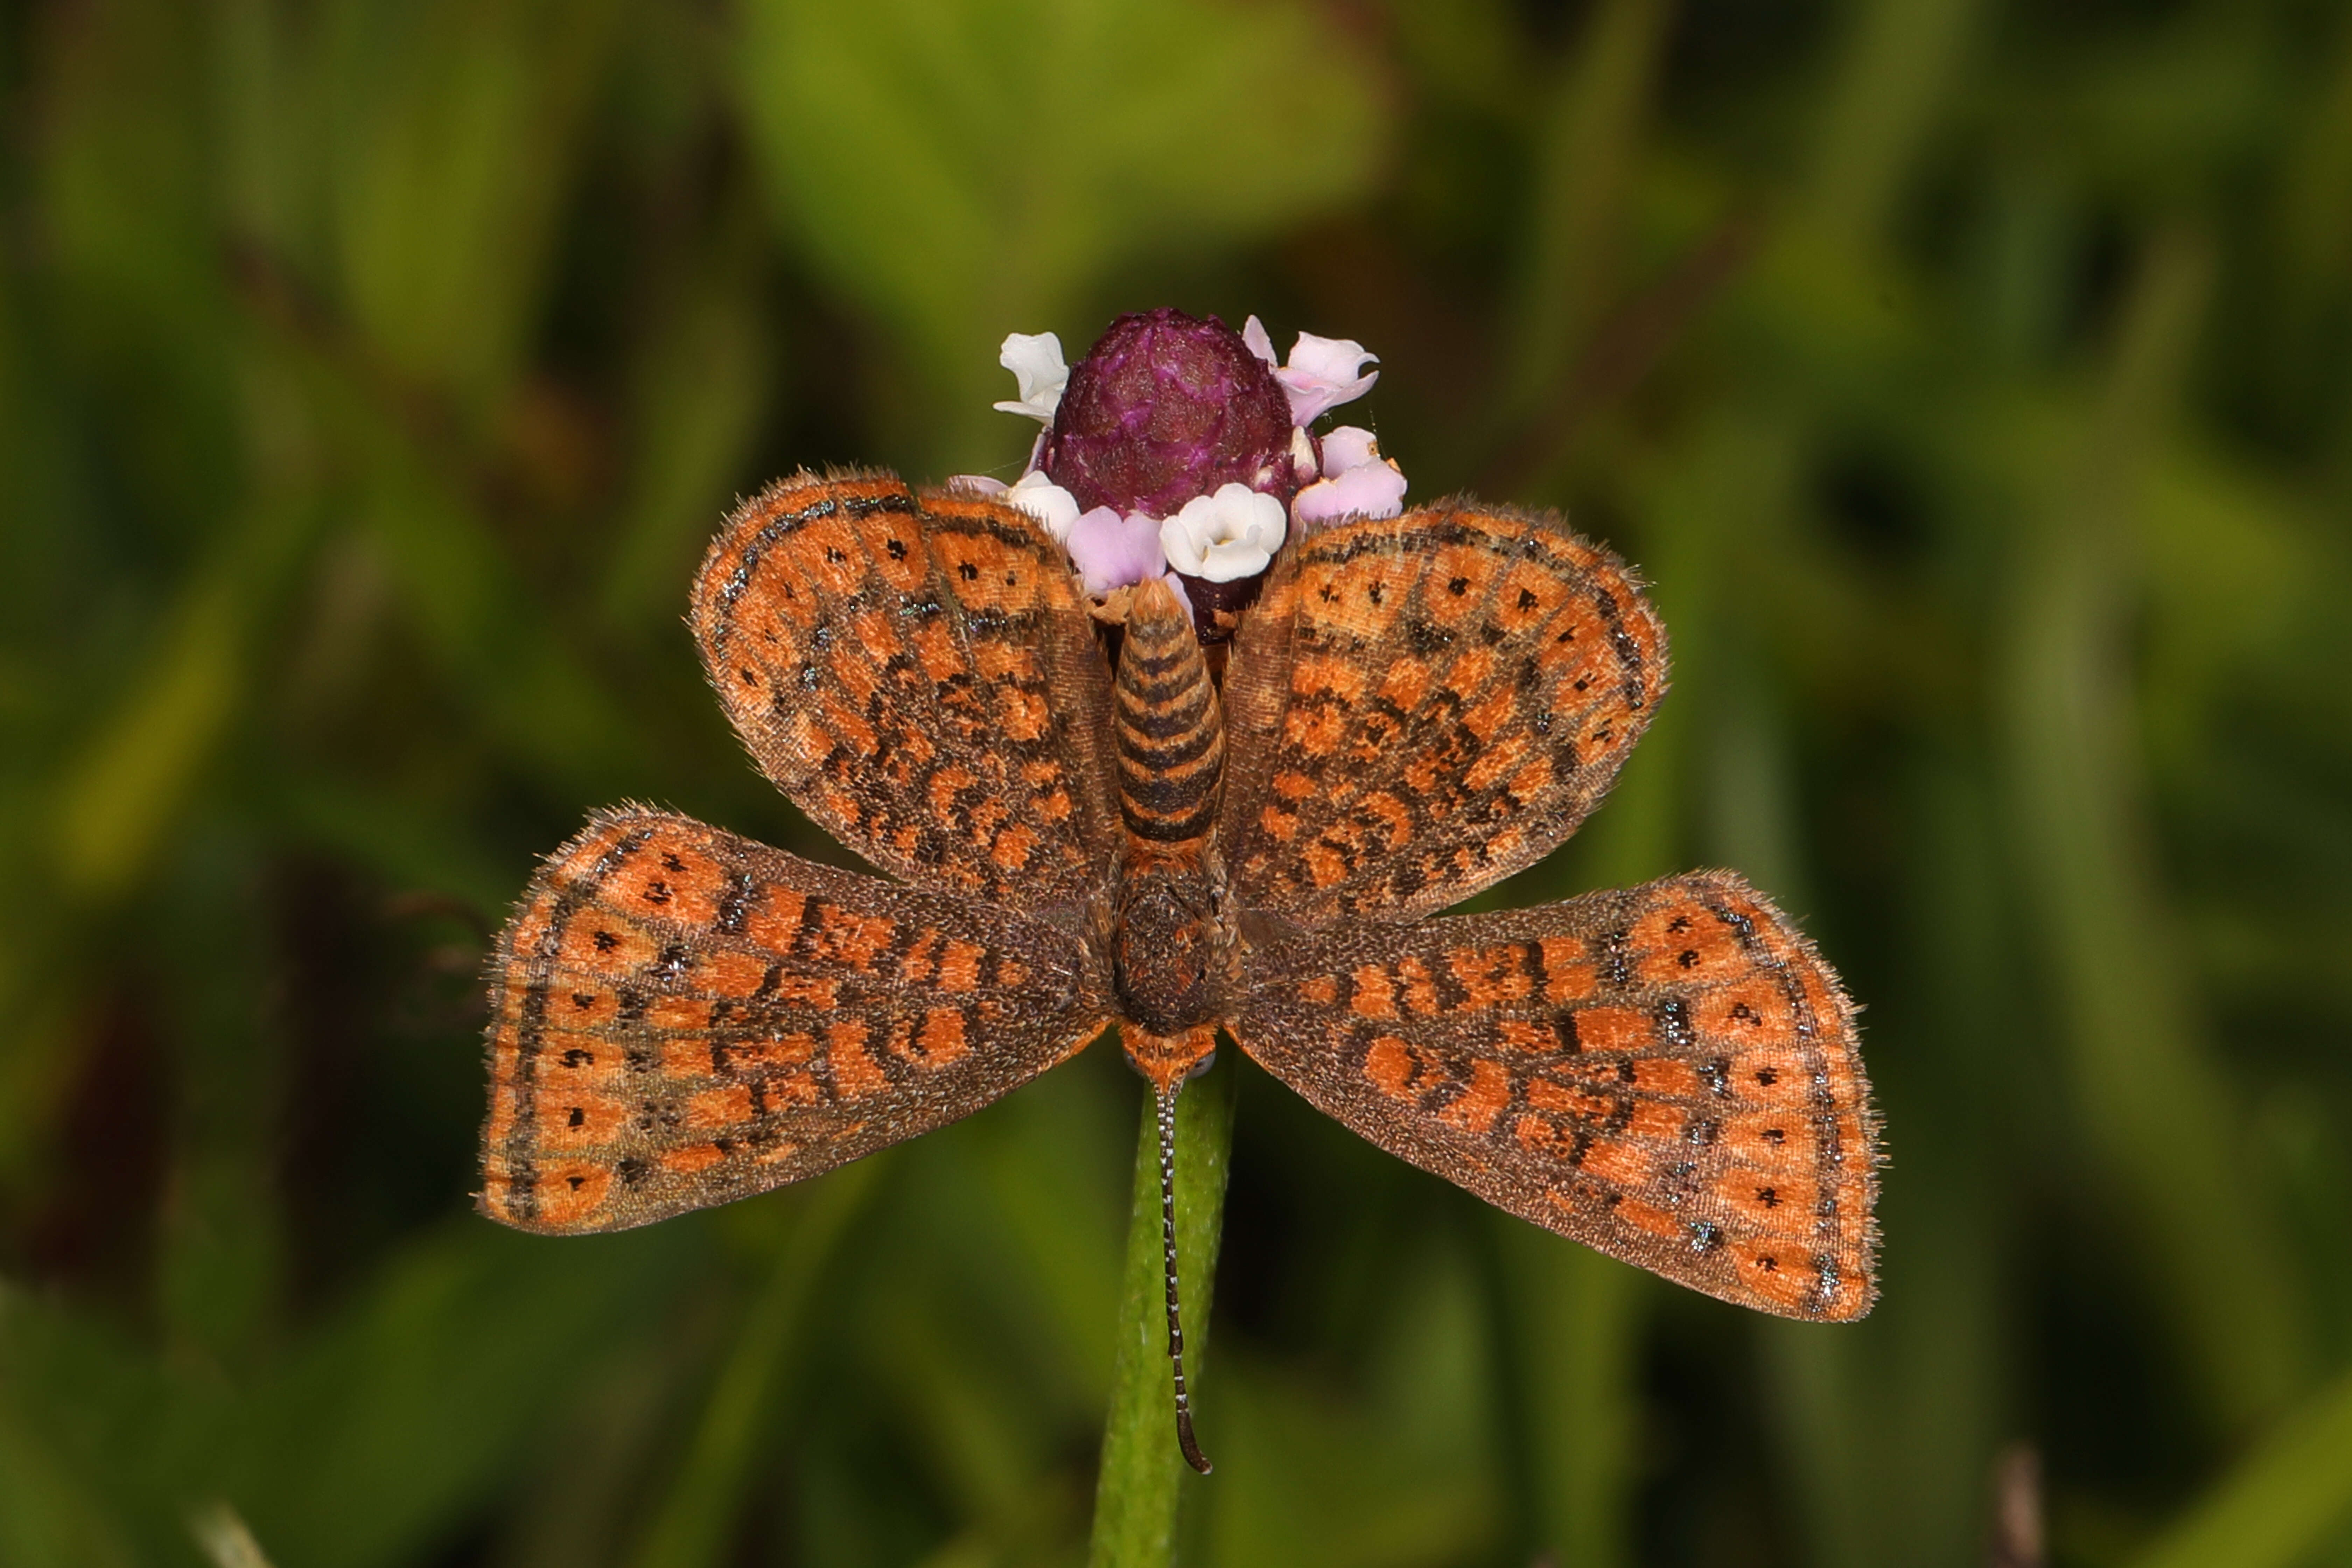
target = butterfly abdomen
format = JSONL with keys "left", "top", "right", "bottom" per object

{"left": 1107, "top": 581, "right": 1234, "bottom": 1055}
{"left": 1114, "top": 581, "right": 1225, "bottom": 853}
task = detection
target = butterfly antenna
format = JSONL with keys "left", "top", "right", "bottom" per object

{"left": 1157, "top": 1085, "right": 1212, "bottom": 1474}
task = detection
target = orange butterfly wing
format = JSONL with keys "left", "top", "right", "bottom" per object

{"left": 691, "top": 471, "right": 1121, "bottom": 912}
{"left": 480, "top": 808, "right": 1111, "bottom": 1234}
{"left": 1220, "top": 503, "right": 1667, "bottom": 929}
{"left": 1234, "top": 871, "right": 1879, "bottom": 1319}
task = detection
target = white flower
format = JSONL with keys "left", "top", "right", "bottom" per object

{"left": 1005, "top": 470, "right": 1082, "bottom": 542}
{"left": 1294, "top": 425, "right": 1407, "bottom": 528}
{"left": 1276, "top": 331, "right": 1379, "bottom": 425}
{"left": 1162, "top": 483, "right": 1287, "bottom": 582}
{"left": 993, "top": 331, "right": 1069, "bottom": 423}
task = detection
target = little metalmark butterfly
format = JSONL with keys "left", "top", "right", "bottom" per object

{"left": 479, "top": 471, "right": 1881, "bottom": 1471}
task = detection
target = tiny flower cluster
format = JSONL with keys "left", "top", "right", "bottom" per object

{"left": 954, "top": 308, "right": 1407, "bottom": 636}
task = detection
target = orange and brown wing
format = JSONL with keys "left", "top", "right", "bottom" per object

{"left": 1220, "top": 503, "right": 1667, "bottom": 929}
{"left": 1233, "top": 872, "right": 1878, "bottom": 1319}
{"left": 692, "top": 471, "right": 1121, "bottom": 911}
{"left": 480, "top": 807, "right": 1110, "bottom": 1234}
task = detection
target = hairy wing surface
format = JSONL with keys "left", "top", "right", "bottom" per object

{"left": 481, "top": 808, "right": 1109, "bottom": 1233}
{"left": 693, "top": 472, "right": 1121, "bottom": 909}
{"left": 1221, "top": 504, "right": 1667, "bottom": 927}
{"left": 1234, "top": 871, "right": 1878, "bottom": 1319}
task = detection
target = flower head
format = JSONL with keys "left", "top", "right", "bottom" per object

{"left": 978, "top": 310, "right": 1408, "bottom": 639}
{"left": 1043, "top": 309, "right": 1298, "bottom": 519}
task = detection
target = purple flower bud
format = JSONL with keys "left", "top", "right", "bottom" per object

{"left": 1043, "top": 309, "right": 1300, "bottom": 519}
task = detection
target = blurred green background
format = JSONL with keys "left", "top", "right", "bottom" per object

{"left": 5, "top": 0, "right": 2352, "bottom": 1563}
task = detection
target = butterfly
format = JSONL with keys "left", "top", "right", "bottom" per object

{"left": 478, "top": 470, "right": 1881, "bottom": 1472}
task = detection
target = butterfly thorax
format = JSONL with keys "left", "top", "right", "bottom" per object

{"left": 1107, "top": 581, "right": 1236, "bottom": 1086}
{"left": 1112, "top": 853, "right": 1231, "bottom": 1035}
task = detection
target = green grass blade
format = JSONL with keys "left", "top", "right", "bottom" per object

{"left": 628, "top": 1161, "right": 884, "bottom": 1568}
{"left": 2001, "top": 232, "right": 2311, "bottom": 1427}
{"left": 2131, "top": 1366, "right": 2352, "bottom": 1568}
{"left": 1503, "top": 0, "right": 1670, "bottom": 417}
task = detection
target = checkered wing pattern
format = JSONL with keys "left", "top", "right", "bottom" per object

{"left": 1220, "top": 504, "right": 1668, "bottom": 929}
{"left": 481, "top": 808, "right": 1110, "bottom": 1234}
{"left": 1234, "top": 870, "right": 1878, "bottom": 1319}
{"left": 693, "top": 472, "right": 1122, "bottom": 912}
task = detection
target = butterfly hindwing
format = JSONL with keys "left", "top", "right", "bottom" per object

{"left": 692, "top": 471, "right": 1122, "bottom": 912}
{"left": 481, "top": 807, "right": 1111, "bottom": 1234}
{"left": 1232, "top": 870, "right": 1878, "bottom": 1319}
{"left": 1220, "top": 503, "right": 1668, "bottom": 929}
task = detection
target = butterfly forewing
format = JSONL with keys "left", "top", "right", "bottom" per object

{"left": 1221, "top": 503, "right": 1668, "bottom": 929}
{"left": 692, "top": 471, "right": 1122, "bottom": 912}
{"left": 1233, "top": 870, "right": 1878, "bottom": 1319}
{"left": 481, "top": 807, "right": 1111, "bottom": 1234}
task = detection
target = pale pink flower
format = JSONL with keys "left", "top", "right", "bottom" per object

{"left": 1293, "top": 425, "right": 1407, "bottom": 528}
{"left": 1319, "top": 425, "right": 1382, "bottom": 474}
{"left": 1241, "top": 315, "right": 1280, "bottom": 367}
{"left": 1066, "top": 506, "right": 1168, "bottom": 597}
{"left": 1244, "top": 316, "right": 1379, "bottom": 426}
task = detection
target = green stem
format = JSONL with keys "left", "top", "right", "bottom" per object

{"left": 1088, "top": 1053, "right": 1238, "bottom": 1567}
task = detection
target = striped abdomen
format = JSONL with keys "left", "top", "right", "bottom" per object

{"left": 1115, "top": 581, "right": 1225, "bottom": 853}
{"left": 1110, "top": 579, "right": 1229, "bottom": 1046}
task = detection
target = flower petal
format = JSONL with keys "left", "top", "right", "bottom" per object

{"left": 993, "top": 331, "right": 1069, "bottom": 422}
{"left": 1318, "top": 425, "right": 1381, "bottom": 477}
{"left": 1162, "top": 482, "right": 1287, "bottom": 582}
{"left": 1294, "top": 430, "right": 1407, "bottom": 529}
{"left": 1290, "top": 424, "right": 1320, "bottom": 478}
{"left": 1294, "top": 462, "right": 1407, "bottom": 527}
{"left": 1276, "top": 331, "right": 1380, "bottom": 426}
{"left": 1066, "top": 507, "right": 1168, "bottom": 596}
{"left": 945, "top": 474, "right": 1011, "bottom": 497}
{"left": 1007, "top": 471, "right": 1082, "bottom": 542}
{"left": 1242, "top": 315, "right": 1279, "bottom": 366}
